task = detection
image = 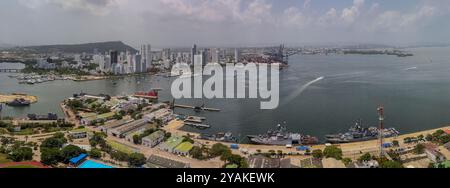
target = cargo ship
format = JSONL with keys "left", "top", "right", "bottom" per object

{"left": 247, "top": 124, "right": 319, "bottom": 146}
{"left": 325, "top": 119, "right": 399, "bottom": 143}
{"left": 198, "top": 132, "right": 238, "bottom": 143}
{"left": 6, "top": 98, "right": 31, "bottom": 107}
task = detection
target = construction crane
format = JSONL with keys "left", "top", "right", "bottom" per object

{"left": 377, "top": 106, "right": 385, "bottom": 157}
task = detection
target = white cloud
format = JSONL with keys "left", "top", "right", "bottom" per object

{"left": 303, "top": 0, "right": 311, "bottom": 9}
{"left": 18, "top": 0, "right": 117, "bottom": 15}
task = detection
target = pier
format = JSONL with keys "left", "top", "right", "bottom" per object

{"left": 184, "top": 122, "right": 211, "bottom": 129}
{"left": 174, "top": 104, "right": 221, "bottom": 112}
{"left": 0, "top": 68, "right": 21, "bottom": 73}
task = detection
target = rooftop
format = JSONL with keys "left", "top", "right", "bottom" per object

{"left": 69, "top": 153, "right": 87, "bottom": 165}
{"left": 97, "top": 112, "right": 115, "bottom": 119}
{"left": 143, "top": 130, "right": 165, "bottom": 141}
{"left": 175, "top": 142, "right": 193, "bottom": 153}
{"left": 161, "top": 136, "right": 184, "bottom": 149}
{"left": 147, "top": 155, "right": 189, "bottom": 168}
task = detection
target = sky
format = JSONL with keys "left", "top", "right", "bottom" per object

{"left": 1, "top": 0, "right": 450, "bottom": 48}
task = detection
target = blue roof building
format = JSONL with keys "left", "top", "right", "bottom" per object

{"left": 69, "top": 153, "right": 88, "bottom": 166}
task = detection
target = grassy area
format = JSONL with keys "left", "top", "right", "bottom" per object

{"left": 13, "top": 128, "right": 34, "bottom": 135}
{"left": 0, "top": 153, "right": 12, "bottom": 164}
{"left": 107, "top": 140, "right": 135, "bottom": 154}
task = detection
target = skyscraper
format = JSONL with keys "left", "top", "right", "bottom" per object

{"left": 234, "top": 48, "right": 240, "bottom": 63}
{"left": 145, "top": 44, "right": 152, "bottom": 70}
{"left": 191, "top": 44, "right": 197, "bottom": 64}
{"left": 110, "top": 50, "right": 118, "bottom": 67}
{"left": 134, "top": 54, "right": 142, "bottom": 73}
{"left": 212, "top": 48, "right": 219, "bottom": 63}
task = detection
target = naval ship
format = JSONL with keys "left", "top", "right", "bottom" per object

{"left": 325, "top": 119, "right": 399, "bottom": 144}
{"left": 6, "top": 98, "right": 31, "bottom": 107}
{"left": 247, "top": 124, "right": 319, "bottom": 146}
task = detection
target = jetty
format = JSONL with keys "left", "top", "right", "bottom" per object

{"left": 184, "top": 122, "right": 211, "bottom": 129}
{"left": 174, "top": 104, "right": 221, "bottom": 112}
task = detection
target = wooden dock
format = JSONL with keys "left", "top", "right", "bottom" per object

{"left": 174, "top": 104, "right": 221, "bottom": 112}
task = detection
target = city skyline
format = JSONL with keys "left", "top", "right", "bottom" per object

{"left": 1, "top": 0, "right": 450, "bottom": 47}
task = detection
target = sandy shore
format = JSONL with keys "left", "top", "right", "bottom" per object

{"left": 0, "top": 93, "right": 38, "bottom": 103}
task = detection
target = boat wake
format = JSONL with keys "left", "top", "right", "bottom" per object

{"left": 281, "top": 76, "right": 324, "bottom": 106}
{"left": 404, "top": 67, "right": 417, "bottom": 71}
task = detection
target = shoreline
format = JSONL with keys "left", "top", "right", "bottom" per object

{"left": 0, "top": 93, "right": 38, "bottom": 104}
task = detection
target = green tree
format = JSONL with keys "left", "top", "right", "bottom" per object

{"left": 190, "top": 146, "right": 204, "bottom": 160}
{"left": 128, "top": 153, "right": 146, "bottom": 167}
{"left": 312, "top": 149, "right": 323, "bottom": 159}
{"left": 323, "top": 146, "right": 343, "bottom": 160}
{"left": 8, "top": 147, "right": 33, "bottom": 162}
{"left": 392, "top": 140, "right": 399, "bottom": 147}
{"left": 210, "top": 143, "right": 231, "bottom": 158}
{"left": 41, "top": 133, "right": 67, "bottom": 148}
{"left": 61, "top": 145, "right": 85, "bottom": 163}
{"left": 89, "top": 132, "right": 106, "bottom": 147}
{"left": 89, "top": 148, "right": 102, "bottom": 159}
{"left": 40, "top": 147, "right": 62, "bottom": 166}
{"left": 133, "top": 134, "right": 142, "bottom": 145}
{"left": 342, "top": 158, "right": 352, "bottom": 166}
{"left": 358, "top": 153, "right": 372, "bottom": 162}
{"left": 413, "top": 144, "right": 425, "bottom": 154}
{"left": 380, "top": 160, "right": 404, "bottom": 168}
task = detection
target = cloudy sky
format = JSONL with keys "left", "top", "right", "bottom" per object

{"left": 1, "top": 0, "right": 450, "bottom": 47}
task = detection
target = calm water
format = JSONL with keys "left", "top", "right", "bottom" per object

{"left": 1, "top": 47, "right": 450, "bottom": 140}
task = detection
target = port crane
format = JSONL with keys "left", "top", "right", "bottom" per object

{"left": 264, "top": 44, "right": 301, "bottom": 65}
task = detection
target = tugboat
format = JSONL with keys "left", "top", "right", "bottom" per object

{"left": 247, "top": 124, "right": 319, "bottom": 146}
{"left": 325, "top": 119, "right": 399, "bottom": 143}
{"left": 6, "top": 98, "right": 31, "bottom": 107}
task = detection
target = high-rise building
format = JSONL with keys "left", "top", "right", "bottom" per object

{"left": 110, "top": 50, "right": 118, "bottom": 65}
{"left": 134, "top": 54, "right": 142, "bottom": 73}
{"left": 194, "top": 54, "right": 203, "bottom": 67}
{"left": 146, "top": 44, "right": 152, "bottom": 69}
{"left": 212, "top": 48, "right": 219, "bottom": 63}
{"left": 191, "top": 44, "right": 197, "bottom": 64}
{"left": 234, "top": 48, "right": 240, "bottom": 63}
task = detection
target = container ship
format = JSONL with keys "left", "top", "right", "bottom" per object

{"left": 247, "top": 124, "right": 319, "bottom": 146}
{"left": 325, "top": 119, "right": 399, "bottom": 144}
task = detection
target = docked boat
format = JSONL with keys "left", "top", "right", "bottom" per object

{"left": 247, "top": 124, "right": 319, "bottom": 146}
{"left": 198, "top": 132, "right": 238, "bottom": 143}
{"left": 325, "top": 120, "right": 400, "bottom": 143}
{"left": 6, "top": 98, "right": 31, "bottom": 107}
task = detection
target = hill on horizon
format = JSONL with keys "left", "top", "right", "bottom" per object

{"left": 17, "top": 41, "right": 138, "bottom": 54}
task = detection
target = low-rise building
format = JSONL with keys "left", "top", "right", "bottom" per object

{"left": 142, "top": 130, "right": 165, "bottom": 148}
{"left": 146, "top": 155, "right": 190, "bottom": 168}
{"left": 100, "top": 119, "right": 134, "bottom": 135}
{"left": 173, "top": 142, "right": 193, "bottom": 156}
{"left": 80, "top": 112, "right": 115, "bottom": 126}
{"left": 110, "top": 119, "right": 147, "bottom": 138}
{"left": 159, "top": 136, "right": 183, "bottom": 153}
{"left": 69, "top": 129, "right": 88, "bottom": 139}
{"left": 144, "top": 108, "right": 173, "bottom": 125}
{"left": 248, "top": 155, "right": 293, "bottom": 168}
{"left": 353, "top": 160, "right": 379, "bottom": 168}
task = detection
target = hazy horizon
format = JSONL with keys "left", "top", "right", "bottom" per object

{"left": 1, "top": 0, "right": 450, "bottom": 47}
